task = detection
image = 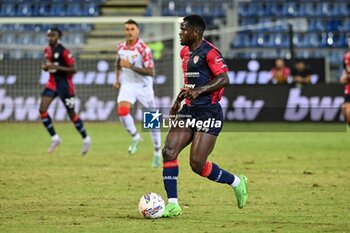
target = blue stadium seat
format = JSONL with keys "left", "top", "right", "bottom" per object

{"left": 1, "top": 34, "right": 17, "bottom": 45}
{"left": 342, "top": 18, "right": 350, "bottom": 32}
{"left": 268, "top": 3, "right": 283, "bottom": 17}
{"left": 83, "top": 3, "right": 99, "bottom": 16}
{"left": 33, "top": 2, "right": 50, "bottom": 16}
{"left": 282, "top": 2, "right": 297, "bottom": 17}
{"left": 315, "top": 2, "right": 332, "bottom": 16}
{"left": 332, "top": 2, "right": 349, "bottom": 16}
{"left": 33, "top": 34, "right": 46, "bottom": 45}
{"left": 293, "top": 33, "right": 306, "bottom": 48}
{"left": 17, "top": 34, "right": 33, "bottom": 45}
{"left": 0, "top": 3, "right": 16, "bottom": 17}
{"left": 337, "top": 33, "right": 347, "bottom": 48}
{"left": 49, "top": 3, "right": 66, "bottom": 16}
{"left": 17, "top": 3, "right": 33, "bottom": 16}
{"left": 306, "top": 33, "right": 320, "bottom": 48}
{"left": 10, "top": 50, "right": 24, "bottom": 59}
{"left": 238, "top": 3, "right": 250, "bottom": 17}
{"left": 273, "top": 33, "right": 289, "bottom": 48}
{"left": 66, "top": 3, "right": 82, "bottom": 16}
{"left": 298, "top": 2, "right": 316, "bottom": 16}
{"left": 231, "top": 33, "right": 250, "bottom": 48}
{"left": 320, "top": 33, "right": 333, "bottom": 47}
{"left": 327, "top": 19, "right": 342, "bottom": 32}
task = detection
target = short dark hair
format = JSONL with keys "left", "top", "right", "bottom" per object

{"left": 125, "top": 19, "right": 139, "bottom": 28}
{"left": 183, "top": 14, "right": 206, "bottom": 32}
{"left": 48, "top": 27, "right": 62, "bottom": 38}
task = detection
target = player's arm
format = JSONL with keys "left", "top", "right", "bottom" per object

{"left": 48, "top": 63, "right": 76, "bottom": 73}
{"left": 46, "top": 49, "right": 77, "bottom": 73}
{"left": 340, "top": 70, "right": 348, "bottom": 83}
{"left": 113, "top": 55, "right": 121, "bottom": 89}
{"left": 119, "top": 59, "right": 154, "bottom": 76}
{"left": 183, "top": 72, "right": 229, "bottom": 101}
{"left": 302, "top": 74, "right": 312, "bottom": 84}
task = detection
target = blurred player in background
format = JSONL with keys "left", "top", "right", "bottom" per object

{"left": 340, "top": 34, "right": 350, "bottom": 126}
{"left": 113, "top": 19, "right": 161, "bottom": 168}
{"left": 39, "top": 28, "right": 91, "bottom": 155}
{"left": 161, "top": 15, "right": 248, "bottom": 217}
{"left": 270, "top": 58, "right": 291, "bottom": 84}
{"left": 291, "top": 60, "right": 312, "bottom": 87}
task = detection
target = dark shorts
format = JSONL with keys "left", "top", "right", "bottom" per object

{"left": 345, "top": 95, "right": 350, "bottom": 103}
{"left": 177, "top": 103, "right": 223, "bottom": 136}
{"left": 42, "top": 88, "right": 75, "bottom": 110}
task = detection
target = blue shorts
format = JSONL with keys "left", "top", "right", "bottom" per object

{"left": 345, "top": 95, "right": 350, "bottom": 103}
{"left": 177, "top": 103, "right": 223, "bottom": 136}
{"left": 42, "top": 88, "right": 75, "bottom": 110}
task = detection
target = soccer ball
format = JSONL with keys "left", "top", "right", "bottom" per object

{"left": 138, "top": 192, "right": 165, "bottom": 219}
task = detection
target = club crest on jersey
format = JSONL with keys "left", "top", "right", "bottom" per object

{"left": 54, "top": 53, "right": 59, "bottom": 59}
{"left": 193, "top": 56, "right": 199, "bottom": 64}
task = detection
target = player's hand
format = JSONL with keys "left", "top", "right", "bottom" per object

{"left": 113, "top": 81, "right": 121, "bottom": 89}
{"left": 119, "top": 59, "right": 132, "bottom": 68}
{"left": 169, "top": 101, "right": 181, "bottom": 119}
{"left": 42, "top": 62, "right": 51, "bottom": 71}
{"left": 181, "top": 87, "right": 202, "bottom": 101}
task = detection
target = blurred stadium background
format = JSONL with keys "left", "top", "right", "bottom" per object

{"left": 0, "top": 0, "right": 349, "bottom": 123}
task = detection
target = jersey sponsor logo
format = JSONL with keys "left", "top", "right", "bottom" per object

{"left": 185, "top": 72, "right": 200, "bottom": 78}
{"left": 54, "top": 52, "right": 59, "bottom": 59}
{"left": 184, "top": 84, "right": 196, "bottom": 89}
{"left": 193, "top": 55, "right": 199, "bottom": 64}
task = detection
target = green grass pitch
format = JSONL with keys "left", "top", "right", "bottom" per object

{"left": 0, "top": 122, "right": 349, "bottom": 232}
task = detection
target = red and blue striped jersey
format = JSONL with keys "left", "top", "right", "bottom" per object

{"left": 180, "top": 39, "right": 228, "bottom": 106}
{"left": 44, "top": 44, "right": 75, "bottom": 95}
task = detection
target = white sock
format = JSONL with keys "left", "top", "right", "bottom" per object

{"left": 150, "top": 130, "right": 161, "bottom": 155}
{"left": 168, "top": 198, "right": 178, "bottom": 204}
{"left": 231, "top": 175, "right": 241, "bottom": 188}
{"left": 133, "top": 133, "right": 141, "bottom": 141}
{"left": 119, "top": 114, "right": 138, "bottom": 137}
{"left": 51, "top": 134, "right": 60, "bottom": 141}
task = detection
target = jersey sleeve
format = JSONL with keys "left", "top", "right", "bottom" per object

{"left": 142, "top": 47, "right": 154, "bottom": 69}
{"left": 206, "top": 49, "right": 228, "bottom": 76}
{"left": 62, "top": 49, "right": 75, "bottom": 66}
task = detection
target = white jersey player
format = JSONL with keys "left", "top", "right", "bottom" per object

{"left": 113, "top": 19, "right": 161, "bottom": 168}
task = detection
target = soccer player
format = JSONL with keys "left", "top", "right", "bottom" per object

{"left": 161, "top": 15, "right": 248, "bottom": 217}
{"left": 39, "top": 28, "right": 91, "bottom": 155}
{"left": 113, "top": 19, "right": 161, "bottom": 168}
{"left": 340, "top": 34, "right": 350, "bottom": 125}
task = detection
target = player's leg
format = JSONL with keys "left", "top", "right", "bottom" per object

{"left": 341, "top": 101, "right": 350, "bottom": 125}
{"left": 162, "top": 122, "right": 193, "bottom": 217}
{"left": 189, "top": 131, "right": 248, "bottom": 209}
{"left": 117, "top": 86, "right": 140, "bottom": 155}
{"left": 63, "top": 95, "right": 91, "bottom": 155}
{"left": 137, "top": 93, "right": 162, "bottom": 168}
{"left": 39, "top": 88, "right": 61, "bottom": 153}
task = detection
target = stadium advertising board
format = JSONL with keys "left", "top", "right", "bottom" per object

{"left": 0, "top": 59, "right": 341, "bottom": 122}
{"left": 225, "top": 58, "right": 326, "bottom": 84}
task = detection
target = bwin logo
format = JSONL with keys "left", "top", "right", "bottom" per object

{"left": 143, "top": 109, "right": 162, "bottom": 129}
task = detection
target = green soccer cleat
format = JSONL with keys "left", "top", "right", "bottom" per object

{"left": 233, "top": 175, "right": 248, "bottom": 209}
{"left": 128, "top": 137, "right": 141, "bottom": 155}
{"left": 162, "top": 203, "right": 182, "bottom": 217}
{"left": 151, "top": 151, "right": 162, "bottom": 168}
